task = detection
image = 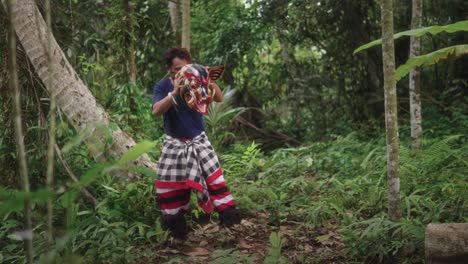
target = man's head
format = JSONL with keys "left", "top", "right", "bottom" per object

{"left": 164, "top": 48, "right": 192, "bottom": 79}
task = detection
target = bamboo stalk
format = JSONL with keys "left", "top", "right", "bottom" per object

{"left": 44, "top": 0, "right": 56, "bottom": 249}
{"left": 7, "top": 0, "right": 34, "bottom": 262}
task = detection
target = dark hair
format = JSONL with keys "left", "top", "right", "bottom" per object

{"left": 164, "top": 47, "right": 192, "bottom": 67}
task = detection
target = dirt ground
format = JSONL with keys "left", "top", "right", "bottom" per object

{"left": 140, "top": 210, "right": 346, "bottom": 264}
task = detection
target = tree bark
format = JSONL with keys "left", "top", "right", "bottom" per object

{"left": 181, "top": 0, "right": 190, "bottom": 51}
{"left": 7, "top": 0, "right": 34, "bottom": 261}
{"left": 425, "top": 223, "right": 468, "bottom": 264}
{"left": 279, "top": 41, "right": 290, "bottom": 66}
{"left": 9, "top": 0, "right": 157, "bottom": 180}
{"left": 409, "top": 0, "right": 423, "bottom": 151}
{"left": 381, "top": 0, "right": 401, "bottom": 221}
{"left": 168, "top": 0, "right": 181, "bottom": 44}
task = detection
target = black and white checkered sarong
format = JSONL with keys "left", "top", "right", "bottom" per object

{"left": 157, "top": 132, "right": 220, "bottom": 204}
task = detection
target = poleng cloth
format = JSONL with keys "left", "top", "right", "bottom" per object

{"left": 154, "top": 132, "right": 223, "bottom": 213}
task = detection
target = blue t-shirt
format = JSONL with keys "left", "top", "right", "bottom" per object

{"left": 152, "top": 78, "right": 205, "bottom": 138}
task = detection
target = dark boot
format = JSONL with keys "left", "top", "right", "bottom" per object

{"left": 161, "top": 213, "right": 189, "bottom": 240}
{"left": 194, "top": 213, "right": 211, "bottom": 225}
{"left": 218, "top": 206, "right": 241, "bottom": 227}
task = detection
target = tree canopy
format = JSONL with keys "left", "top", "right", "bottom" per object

{"left": 0, "top": 0, "right": 467, "bottom": 263}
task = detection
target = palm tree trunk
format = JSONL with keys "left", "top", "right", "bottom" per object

{"left": 181, "top": 0, "right": 191, "bottom": 51}
{"left": 9, "top": 0, "right": 157, "bottom": 180}
{"left": 381, "top": 0, "right": 401, "bottom": 222}
{"left": 7, "top": 0, "right": 34, "bottom": 261}
{"left": 409, "top": 0, "right": 423, "bottom": 151}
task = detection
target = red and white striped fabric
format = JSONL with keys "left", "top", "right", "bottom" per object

{"left": 155, "top": 133, "right": 235, "bottom": 215}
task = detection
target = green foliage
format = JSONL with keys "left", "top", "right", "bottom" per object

{"left": 0, "top": 188, "right": 54, "bottom": 216}
{"left": 116, "top": 140, "right": 156, "bottom": 165}
{"left": 205, "top": 87, "right": 246, "bottom": 149}
{"left": 264, "top": 232, "right": 289, "bottom": 264}
{"left": 208, "top": 248, "right": 258, "bottom": 264}
{"left": 343, "top": 217, "right": 425, "bottom": 263}
{"left": 396, "top": 44, "right": 468, "bottom": 80}
{"left": 1, "top": 0, "right": 468, "bottom": 263}
{"left": 353, "top": 20, "right": 468, "bottom": 54}
{"left": 0, "top": 131, "right": 161, "bottom": 263}
{"left": 222, "top": 132, "right": 467, "bottom": 262}
{"left": 1, "top": 119, "right": 467, "bottom": 262}
{"left": 354, "top": 19, "right": 468, "bottom": 87}
{"left": 65, "top": 176, "right": 161, "bottom": 263}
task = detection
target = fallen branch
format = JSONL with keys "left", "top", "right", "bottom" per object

{"left": 54, "top": 144, "right": 99, "bottom": 206}
{"left": 235, "top": 116, "right": 302, "bottom": 145}
{"left": 425, "top": 223, "right": 468, "bottom": 264}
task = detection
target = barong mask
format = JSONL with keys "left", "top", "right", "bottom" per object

{"left": 174, "top": 64, "right": 224, "bottom": 115}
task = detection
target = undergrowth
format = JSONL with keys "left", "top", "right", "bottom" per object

{"left": 1, "top": 133, "right": 467, "bottom": 263}
{"left": 222, "top": 133, "right": 467, "bottom": 263}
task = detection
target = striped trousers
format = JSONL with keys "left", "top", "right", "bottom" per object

{"left": 155, "top": 168, "right": 235, "bottom": 215}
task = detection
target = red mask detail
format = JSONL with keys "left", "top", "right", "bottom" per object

{"left": 175, "top": 64, "right": 213, "bottom": 115}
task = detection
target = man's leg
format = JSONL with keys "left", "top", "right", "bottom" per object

{"left": 206, "top": 168, "right": 241, "bottom": 227}
{"left": 156, "top": 188, "right": 190, "bottom": 239}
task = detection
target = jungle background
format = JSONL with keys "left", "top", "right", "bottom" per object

{"left": 0, "top": 0, "right": 467, "bottom": 263}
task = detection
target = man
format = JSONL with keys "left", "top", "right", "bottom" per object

{"left": 152, "top": 48, "right": 240, "bottom": 239}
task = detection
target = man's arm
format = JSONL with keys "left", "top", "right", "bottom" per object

{"left": 153, "top": 78, "right": 181, "bottom": 116}
{"left": 153, "top": 91, "right": 177, "bottom": 116}
{"left": 212, "top": 82, "right": 224, "bottom": 103}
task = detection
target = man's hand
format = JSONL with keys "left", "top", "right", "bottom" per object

{"left": 210, "top": 81, "right": 224, "bottom": 103}
{"left": 171, "top": 73, "right": 185, "bottom": 97}
{"left": 153, "top": 77, "right": 183, "bottom": 116}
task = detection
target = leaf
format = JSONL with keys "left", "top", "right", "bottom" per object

{"left": 101, "top": 185, "right": 120, "bottom": 193}
{"left": 0, "top": 187, "right": 54, "bottom": 216}
{"left": 124, "top": 166, "right": 157, "bottom": 178}
{"left": 115, "top": 140, "right": 156, "bottom": 166}
{"left": 353, "top": 20, "right": 468, "bottom": 54}
{"left": 59, "top": 190, "right": 78, "bottom": 207}
{"left": 61, "top": 125, "right": 94, "bottom": 153}
{"left": 7, "top": 233, "right": 22, "bottom": 241}
{"left": 183, "top": 247, "right": 211, "bottom": 257}
{"left": 72, "top": 164, "right": 107, "bottom": 188}
{"left": 95, "top": 123, "right": 113, "bottom": 146}
{"left": 238, "top": 237, "right": 254, "bottom": 249}
{"left": 316, "top": 234, "right": 331, "bottom": 242}
{"left": 396, "top": 45, "right": 468, "bottom": 81}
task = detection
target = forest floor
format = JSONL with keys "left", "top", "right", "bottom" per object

{"left": 136, "top": 210, "right": 346, "bottom": 263}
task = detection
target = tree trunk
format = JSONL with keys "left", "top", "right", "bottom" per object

{"left": 125, "top": 0, "right": 137, "bottom": 85}
{"left": 279, "top": 41, "right": 290, "bottom": 66}
{"left": 425, "top": 223, "right": 468, "bottom": 264}
{"left": 381, "top": 0, "right": 401, "bottom": 221}
{"left": 7, "top": 0, "right": 34, "bottom": 261}
{"left": 44, "top": 0, "right": 55, "bottom": 249}
{"left": 168, "top": 0, "right": 181, "bottom": 44}
{"left": 409, "top": 0, "right": 423, "bottom": 151}
{"left": 125, "top": 0, "right": 137, "bottom": 126}
{"left": 181, "top": 0, "right": 190, "bottom": 51}
{"left": 9, "top": 0, "right": 157, "bottom": 180}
